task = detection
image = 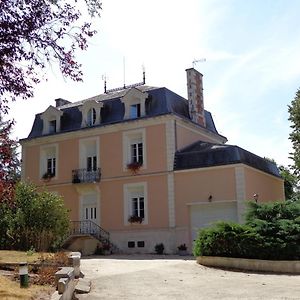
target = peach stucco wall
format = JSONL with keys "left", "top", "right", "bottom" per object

{"left": 174, "top": 167, "right": 236, "bottom": 227}
{"left": 244, "top": 167, "right": 285, "bottom": 202}
{"left": 101, "top": 175, "right": 168, "bottom": 230}
{"left": 176, "top": 123, "right": 218, "bottom": 150}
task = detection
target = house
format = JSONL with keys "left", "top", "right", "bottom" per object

{"left": 20, "top": 68, "right": 284, "bottom": 254}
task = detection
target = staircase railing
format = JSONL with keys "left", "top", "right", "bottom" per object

{"left": 69, "top": 220, "right": 110, "bottom": 244}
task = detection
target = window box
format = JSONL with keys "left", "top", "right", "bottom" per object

{"left": 42, "top": 172, "right": 55, "bottom": 181}
{"left": 128, "top": 215, "right": 143, "bottom": 224}
{"left": 127, "top": 161, "right": 142, "bottom": 174}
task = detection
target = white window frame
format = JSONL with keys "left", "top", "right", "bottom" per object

{"left": 79, "top": 137, "right": 100, "bottom": 170}
{"left": 122, "top": 128, "right": 146, "bottom": 171}
{"left": 41, "top": 106, "right": 63, "bottom": 135}
{"left": 123, "top": 182, "right": 148, "bottom": 225}
{"left": 79, "top": 100, "right": 103, "bottom": 128}
{"left": 40, "top": 144, "right": 59, "bottom": 179}
{"left": 121, "top": 88, "right": 148, "bottom": 119}
{"left": 79, "top": 190, "right": 100, "bottom": 225}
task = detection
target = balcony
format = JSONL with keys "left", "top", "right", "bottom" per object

{"left": 72, "top": 168, "right": 101, "bottom": 184}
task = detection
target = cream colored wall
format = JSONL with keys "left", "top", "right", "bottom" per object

{"left": 244, "top": 167, "right": 285, "bottom": 202}
{"left": 175, "top": 122, "right": 223, "bottom": 150}
{"left": 174, "top": 167, "right": 236, "bottom": 227}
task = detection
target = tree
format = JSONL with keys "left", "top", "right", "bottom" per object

{"left": 279, "top": 165, "right": 299, "bottom": 200}
{"left": 1, "top": 182, "right": 70, "bottom": 251}
{"left": 0, "top": 118, "right": 20, "bottom": 206}
{"left": 0, "top": 0, "right": 101, "bottom": 113}
{"left": 288, "top": 88, "right": 300, "bottom": 176}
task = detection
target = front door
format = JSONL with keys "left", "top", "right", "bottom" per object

{"left": 80, "top": 193, "right": 99, "bottom": 234}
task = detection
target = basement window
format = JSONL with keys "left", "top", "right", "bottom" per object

{"left": 128, "top": 241, "right": 135, "bottom": 248}
{"left": 137, "top": 241, "right": 145, "bottom": 248}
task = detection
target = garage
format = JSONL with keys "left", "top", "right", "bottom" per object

{"left": 190, "top": 201, "right": 238, "bottom": 241}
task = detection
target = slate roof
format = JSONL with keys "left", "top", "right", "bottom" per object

{"left": 26, "top": 86, "right": 222, "bottom": 139}
{"left": 174, "top": 141, "right": 280, "bottom": 177}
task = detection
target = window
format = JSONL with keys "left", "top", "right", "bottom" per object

{"left": 49, "top": 120, "right": 56, "bottom": 133}
{"left": 87, "top": 156, "right": 97, "bottom": 171}
{"left": 124, "top": 182, "right": 148, "bottom": 225}
{"left": 40, "top": 144, "right": 58, "bottom": 179}
{"left": 47, "top": 157, "right": 56, "bottom": 176}
{"left": 123, "top": 129, "right": 146, "bottom": 170}
{"left": 130, "top": 142, "right": 143, "bottom": 164}
{"left": 128, "top": 241, "right": 135, "bottom": 248}
{"left": 85, "top": 206, "right": 97, "bottom": 220}
{"left": 132, "top": 197, "right": 144, "bottom": 219}
{"left": 137, "top": 241, "right": 145, "bottom": 248}
{"left": 130, "top": 104, "right": 141, "bottom": 118}
{"left": 87, "top": 108, "right": 96, "bottom": 126}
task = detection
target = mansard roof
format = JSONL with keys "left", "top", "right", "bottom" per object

{"left": 26, "top": 86, "right": 223, "bottom": 140}
{"left": 174, "top": 141, "right": 280, "bottom": 177}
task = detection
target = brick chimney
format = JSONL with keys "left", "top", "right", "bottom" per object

{"left": 186, "top": 68, "right": 206, "bottom": 127}
{"left": 55, "top": 98, "right": 71, "bottom": 107}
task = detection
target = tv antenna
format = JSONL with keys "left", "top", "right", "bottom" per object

{"left": 192, "top": 58, "right": 206, "bottom": 68}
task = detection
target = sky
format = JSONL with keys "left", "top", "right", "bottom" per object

{"left": 8, "top": 0, "right": 300, "bottom": 167}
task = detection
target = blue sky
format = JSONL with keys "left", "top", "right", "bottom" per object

{"left": 9, "top": 0, "right": 300, "bottom": 166}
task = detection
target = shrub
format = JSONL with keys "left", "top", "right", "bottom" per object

{"left": 155, "top": 243, "right": 164, "bottom": 254}
{"left": 193, "top": 200, "right": 300, "bottom": 260}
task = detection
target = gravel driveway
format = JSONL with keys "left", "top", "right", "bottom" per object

{"left": 77, "top": 255, "right": 300, "bottom": 300}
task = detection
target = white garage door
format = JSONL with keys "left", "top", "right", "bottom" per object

{"left": 190, "top": 201, "right": 238, "bottom": 241}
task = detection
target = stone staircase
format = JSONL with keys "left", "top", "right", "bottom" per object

{"left": 63, "top": 220, "right": 120, "bottom": 254}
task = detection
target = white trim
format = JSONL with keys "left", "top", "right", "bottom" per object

{"left": 79, "top": 136, "right": 100, "bottom": 170}
{"left": 39, "top": 143, "right": 59, "bottom": 180}
{"left": 165, "top": 119, "right": 175, "bottom": 171}
{"left": 79, "top": 100, "right": 103, "bottom": 128}
{"left": 167, "top": 173, "right": 175, "bottom": 227}
{"left": 78, "top": 188, "right": 100, "bottom": 225}
{"left": 120, "top": 88, "right": 148, "bottom": 119}
{"left": 122, "top": 128, "right": 147, "bottom": 171}
{"left": 123, "top": 182, "right": 148, "bottom": 225}
{"left": 235, "top": 166, "right": 246, "bottom": 223}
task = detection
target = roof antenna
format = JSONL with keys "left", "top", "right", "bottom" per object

{"left": 142, "top": 64, "right": 146, "bottom": 84}
{"left": 102, "top": 74, "right": 107, "bottom": 93}
{"left": 192, "top": 58, "right": 206, "bottom": 68}
{"left": 123, "top": 56, "right": 126, "bottom": 89}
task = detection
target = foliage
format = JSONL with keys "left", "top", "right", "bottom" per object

{"left": 193, "top": 222, "right": 264, "bottom": 258}
{"left": 177, "top": 243, "right": 187, "bottom": 251}
{"left": 0, "top": 119, "right": 20, "bottom": 206}
{"left": 279, "top": 165, "right": 299, "bottom": 199}
{"left": 0, "top": 182, "right": 70, "bottom": 251}
{"left": 127, "top": 161, "right": 142, "bottom": 174}
{"left": 193, "top": 201, "right": 300, "bottom": 260}
{"left": 128, "top": 215, "right": 143, "bottom": 224}
{"left": 0, "top": 0, "right": 102, "bottom": 113}
{"left": 288, "top": 88, "right": 300, "bottom": 176}
{"left": 154, "top": 243, "right": 164, "bottom": 255}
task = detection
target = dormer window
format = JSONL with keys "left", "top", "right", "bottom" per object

{"left": 79, "top": 100, "right": 103, "bottom": 128}
{"left": 121, "top": 88, "right": 148, "bottom": 120}
{"left": 87, "top": 108, "right": 97, "bottom": 126}
{"left": 49, "top": 120, "right": 57, "bottom": 133}
{"left": 130, "top": 104, "right": 141, "bottom": 118}
{"left": 41, "top": 106, "right": 63, "bottom": 135}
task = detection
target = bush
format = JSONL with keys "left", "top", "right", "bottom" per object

{"left": 193, "top": 200, "right": 300, "bottom": 260}
{"left": 0, "top": 182, "right": 70, "bottom": 251}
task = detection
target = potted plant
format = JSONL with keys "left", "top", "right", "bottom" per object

{"left": 42, "top": 171, "right": 55, "bottom": 182}
{"left": 154, "top": 243, "right": 164, "bottom": 255}
{"left": 72, "top": 172, "right": 81, "bottom": 183}
{"left": 177, "top": 243, "right": 188, "bottom": 256}
{"left": 128, "top": 215, "right": 143, "bottom": 224}
{"left": 127, "top": 161, "right": 142, "bottom": 174}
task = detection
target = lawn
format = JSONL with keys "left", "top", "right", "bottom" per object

{"left": 0, "top": 250, "right": 44, "bottom": 264}
{"left": 0, "top": 275, "right": 53, "bottom": 300}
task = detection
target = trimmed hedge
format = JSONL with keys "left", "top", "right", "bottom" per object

{"left": 193, "top": 200, "right": 300, "bottom": 260}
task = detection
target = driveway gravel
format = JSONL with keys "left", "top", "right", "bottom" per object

{"left": 77, "top": 255, "right": 300, "bottom": 300}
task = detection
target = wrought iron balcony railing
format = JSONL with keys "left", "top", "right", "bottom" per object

{"left": 72, "top": 168, "right": 101, "bottom": 184}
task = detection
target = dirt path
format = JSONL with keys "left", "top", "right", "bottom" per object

{"left": 77, "top": 255, "right": 300, "bottom": 300}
